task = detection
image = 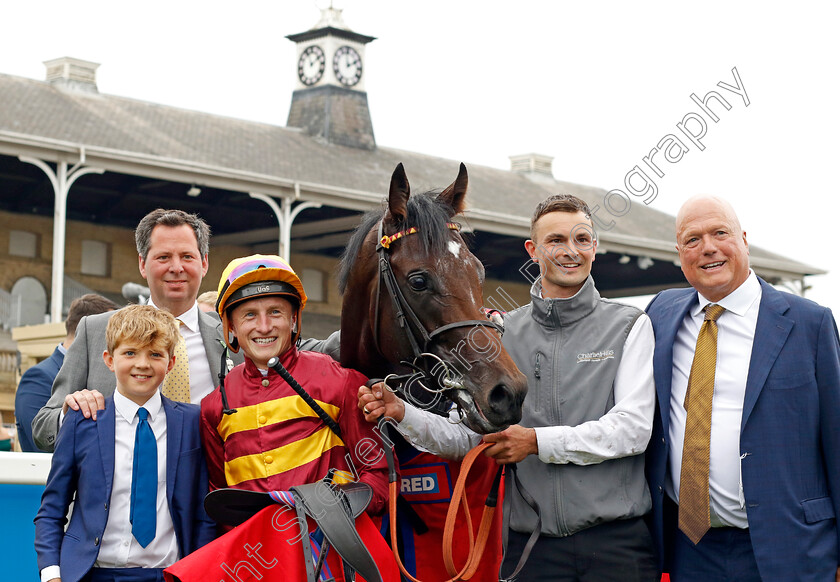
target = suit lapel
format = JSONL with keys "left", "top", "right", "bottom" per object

{"left": 654, "top": 290, "right": 696, "bottom": 438}
{"left": 163, "top": 397, "right": 183, "bottom": 507}
{"left": 97, "top": 398, "right": 117, "bottom": 499}
{"left": 197, "top": 310, "right": 223, "bottom": 381}
{"left": 742, "top": 279, "right": 793, "bottom": 428}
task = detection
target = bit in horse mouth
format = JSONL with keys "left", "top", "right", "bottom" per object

{"left": 449, "top": 389, "right": 509, "bottom": 435}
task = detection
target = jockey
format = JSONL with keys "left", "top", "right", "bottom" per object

{"left": 200, "top": 254, "right": 389, "bottom": 505}
{"left": 166, "top": 254, "right": 396, "bottom": 582}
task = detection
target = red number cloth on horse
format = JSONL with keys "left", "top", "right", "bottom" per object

{"left": 386, "top": 449, "right": 504, "bottom": 580}
{"left": 163, "top": 505, "right": 399, "bottom": 582}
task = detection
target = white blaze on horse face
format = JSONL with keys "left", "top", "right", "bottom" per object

{"left": 448, "top": 241, "right": 462, "bottom": 259}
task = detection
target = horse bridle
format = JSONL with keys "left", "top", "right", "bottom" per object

{"left": 371, "top": 218, "right": 541, "bottom": 582}
{"left": 372, "top": 219, "right": 503, "bottom": 418}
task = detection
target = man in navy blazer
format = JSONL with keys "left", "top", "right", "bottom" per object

{"left": 15, "top": 293, "right": 117, "bottom": 452}
{"left": 16, "top": 346, "right": 64, "bottom": 453}
{"left": 646, "top": 195, "right": 840, "bottom": 581}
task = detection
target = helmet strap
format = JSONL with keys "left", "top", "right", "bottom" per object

{"left": 218, "top": 346, "right": 237, "bottom": 415}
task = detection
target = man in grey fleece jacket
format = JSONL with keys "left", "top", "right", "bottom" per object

{"left": 359, "top": 194, "right": 658, "bottom": 581}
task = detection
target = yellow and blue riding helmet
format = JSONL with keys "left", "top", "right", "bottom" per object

{"left": 216, "top": 254, "right": 308, "bottom": 352}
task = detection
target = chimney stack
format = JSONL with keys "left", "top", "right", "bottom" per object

{"left": 509, "top": 153, "right": 554, "bottom": 177}
{"left": 44, "top": 57, "right": 100, "bottom": 93}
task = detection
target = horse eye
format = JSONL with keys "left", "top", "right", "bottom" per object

{"left": 407, "top": 274, "right": 428, "bottom": 291}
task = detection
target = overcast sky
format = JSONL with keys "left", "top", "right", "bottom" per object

{"left": 2, "top": 1, "right": 838, "bottom": 314}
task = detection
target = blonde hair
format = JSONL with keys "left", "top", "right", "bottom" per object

{"left": 106, "top": 305, "right": 180, "bottom": 355}
{"left": 197, "top": 290, "right": 218, "bottom": 307}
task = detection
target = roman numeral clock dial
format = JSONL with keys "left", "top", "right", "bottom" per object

{"left": 298, "top": 45, "right": 326, "bottom": 86}
{"left": 333, "top": 45, "right": 362, "bottom": 87}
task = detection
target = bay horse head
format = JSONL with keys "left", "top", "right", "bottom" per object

{"left": 338, "top": 162, "right": 527, "bottom": 433}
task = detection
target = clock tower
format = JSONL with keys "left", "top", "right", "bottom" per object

{"left": 286, "top": 7, "right": 376, "bottom": 150}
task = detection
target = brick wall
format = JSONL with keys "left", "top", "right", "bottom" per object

{"left": 0, "top": 208, "right": 531, "bottom": 427}
{"left": 1, "top": 209, "right": 531, "bottom": 317}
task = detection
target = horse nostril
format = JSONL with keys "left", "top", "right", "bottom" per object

{"left": 488, "top": 383, "right": 516, "bottom": 414}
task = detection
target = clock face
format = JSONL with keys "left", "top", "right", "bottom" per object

{"left": 298, "top": 45, "right": 326, "bottom": 86}
{"left": 333, "top": 45, "right": 362, "bottom": 87}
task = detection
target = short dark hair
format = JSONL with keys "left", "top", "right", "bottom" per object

{"left": 135, "top": 209, "right": 211, "bottom": 261}
{"left": 530, "top": 194, "right": 592, "bottom": 239}
{"left": 66, "top": 293, "right": 119, "bottom": 336}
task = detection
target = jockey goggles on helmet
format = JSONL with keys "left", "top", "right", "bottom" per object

{"left": 216, "top": 254, "right": 308, "bottom": 352}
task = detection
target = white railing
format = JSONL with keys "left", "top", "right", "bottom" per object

{"left": 0, "top": 452, "right": 52, "bottom": 484}
{"left": 0, "top": 288, "right": 21, "bottom": 331}
{"left": 0, "top": 349, "right": 17, "bottom": 376}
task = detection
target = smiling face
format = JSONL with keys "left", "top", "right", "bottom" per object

{"left": 138, "top": 224, "right": 209, "bottom": 316}
{"left": 676, "top": 196, "right": 750, "bottom": 302}
{"left": 104, "top": 341, "right": 174, "bottom": 406}
{"left": 524, "top": 210, "right": 597, "bottom": 299}
{"left": 228, "top": 296, "right": 297, "bottom": 369}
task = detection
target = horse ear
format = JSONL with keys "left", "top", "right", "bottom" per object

{"left": 438, "top": 162, "right": 468, "bottom": 216}
{"left": 387, "top": 163, "right": 410, "bottom": 223}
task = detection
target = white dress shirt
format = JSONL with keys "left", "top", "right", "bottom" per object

{"left": 148, "top": 301, "right": 215, "bottom": 403}
{"left": 399, "top": 314, "right": 656, "bottom": 465}
{"left": 97, "top": 390, "right": 179, "bottom": 567}
{"left": 666, "top": 271, "right": 761, "bottom": 528}
{"left": 41, "top": 391, "right": 178, "bottom": 582}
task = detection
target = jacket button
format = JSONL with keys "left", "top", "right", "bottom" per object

{"left": 264, "top": 455, "right": 273, "bottom": 464}
{"left": 104, "top": 502, "right": 108, "bottom": 509}
{"left": 94, "top": 537, "right": 100, "bottom": 546}
{"left": 661, "top": 437, "right": 665, "bottom": 444}
{"left": 261, "top": 379, "right": 270, "bottom": 387}
{"left": 258, "top": 415, "right": 267, "bottom": 424}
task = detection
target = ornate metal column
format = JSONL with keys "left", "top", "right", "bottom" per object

{"left": 249, "top": 189, "right": 321, "bottom": 261}
{"left": 18, "top": 156, "right": 104, "bottom": 322}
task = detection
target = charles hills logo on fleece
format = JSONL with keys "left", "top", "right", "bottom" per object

{"left": 577, "top": 349, "right": 615, "bottom": 363}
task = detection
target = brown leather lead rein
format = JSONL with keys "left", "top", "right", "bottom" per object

{"left": 377, "top": 426, "right": 541, "bottom": 582}
{"left": 442, "top": 443, "right": 501, "bottom": 579}
{"left": 388, "top": 442, "right": 499, "bottom": 582}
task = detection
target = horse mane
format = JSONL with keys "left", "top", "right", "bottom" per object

{"left": 337, "top": 190, "right": 458, "bottom": 294}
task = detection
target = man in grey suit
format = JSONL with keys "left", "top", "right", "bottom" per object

{"left": 32, "top": 208, "right": 243, "bottom": 452}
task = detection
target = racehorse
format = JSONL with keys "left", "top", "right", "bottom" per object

{"left": 338, "top": 162, "right": 527, "bottom": 433}
{"left": 186, "top": 163, "right": 531, "bottom": 582}
{"left": 338, "top": 162, "right": 529, "bottom": 580}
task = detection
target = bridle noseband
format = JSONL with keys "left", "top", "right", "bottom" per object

{"left": 372, "top": 219, "right": 503, "bottom": 419}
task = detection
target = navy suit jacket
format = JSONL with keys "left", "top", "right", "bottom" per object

{"left": 646, "top": 278, "right": 840, "bottom": 582}
{"left": 15, "top": 346, "right": 64, "bottom": 452}
{"left": 34, "top": 396, "right": 216, "bottom": 582}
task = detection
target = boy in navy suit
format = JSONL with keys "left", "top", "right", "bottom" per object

{"left": 35, "top": 305, "right": 215, "bottom": 582}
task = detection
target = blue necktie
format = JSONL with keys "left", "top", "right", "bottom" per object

{"left": 130, "top": 407, "right": 157, "bottom": 547}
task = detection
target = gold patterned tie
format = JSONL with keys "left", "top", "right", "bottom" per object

{"left": 161, "top": 319, "right": 191, "bottom": 403}
{"left": 679, "top": 303, "right": 725, "bottom": 545}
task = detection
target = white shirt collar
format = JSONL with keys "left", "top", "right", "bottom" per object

{"left": 692, "top": 270, "right": 761, "bottom": 318}
{"left": 113, "top": 388, "right": 163, "bottom": 423}
{"left": 146, "top": 299, "right": 199, "bottom": 332}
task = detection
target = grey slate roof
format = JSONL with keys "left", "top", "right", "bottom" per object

{"left": 0, "top": 71, "right": 822, "bottom": 279}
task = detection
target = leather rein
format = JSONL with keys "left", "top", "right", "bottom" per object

{"left": 372, "top": 219, "right": 503, "bottom": 418}
{"left": 378, "top": 427, "right": 539, "bottom": 582}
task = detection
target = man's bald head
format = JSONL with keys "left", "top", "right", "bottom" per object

{"left": 676, "top": 195, "right": 742, "bottom": 238}
{"left": 675, "top": 195, "right": 750, "bottom": 302}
